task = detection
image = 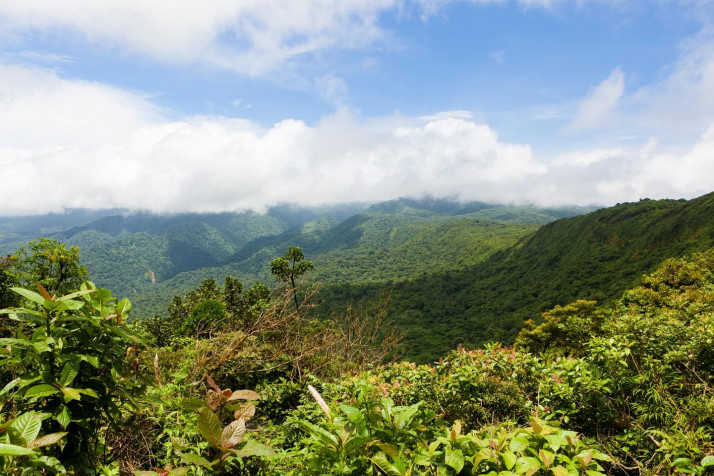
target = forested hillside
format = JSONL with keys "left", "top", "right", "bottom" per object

{"left": 2, "top": 199, "right": 592, "bottom": 319}
{"left": 0, "top": 204, "right": 367, "bottom": 298}
{"left": 5, "top": 194, "right": 714, "bottom": 364}
{"left": 127, "top": 200, "right": 590, "bottom": 318}
{"left": 317, "top": 192, "right": 714, "bottom": 362}
{"left": 2, "top": 229, "right": 714, "bottom": 475}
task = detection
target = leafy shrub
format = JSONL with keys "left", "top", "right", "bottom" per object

{"left": 0, "top": 283, "right": 145, "bottom": 472}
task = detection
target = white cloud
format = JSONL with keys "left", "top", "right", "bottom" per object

{"left": 0, "top": 0, "right": 646, "bottom": 76}
{"left": 0, "top": 65, "right": 161, "bottom": 149}
{"left": 1, "top": 64, "right": 713, "bottom": 215}
{"left": 631, "top": 32, "right": 714, "bottom": 134}
{"left": 315, "top": 74, "right": 350, "bottom": 107}
{"left": 0, "top": 0, "right": 401, "bottom": 76}
{"left": 567, "top": 68, "right": 625, "bottom": 132}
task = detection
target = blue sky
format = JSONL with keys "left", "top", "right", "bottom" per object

{"left": 1, "top": 0, "right": 713, "bottom": 214}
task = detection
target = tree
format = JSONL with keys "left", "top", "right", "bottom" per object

{"left": 270, "top": 247, "right": 314, "bottom": 311}
{"left": 0, "top": 255, "right": 16, "bottom": 310}
{"left": 182, "top": 298, "right": 226, "bottom": 338}
{"left": 515, "top": 299, "right": 606, "bottom": 356}
{"left": 10, "top": 238, "right": 89, "bottom": 295}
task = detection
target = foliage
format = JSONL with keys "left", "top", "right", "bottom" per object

{"left": 9, "top": 238, "right": 89, "bottom": 295}
{"left": 320, "top": 192, "right": 714, "bottom": 362}
{"left": 0, "top": 410, "right": 68, "bottom": 475}
{"left": 270, "top": 247, "right": 314, "bottom": 311}
{"left": 289, "top": 384, "right": 607, "bottom": 476}
{"left": 6, "top": 200, "right": 714, "bottom": 475}
{"left": 117, "top": 202, "right": 560, "bottom": 319}
{"left": 0, "top": 254, "right": 17, "bottom": 310}
{"left": 151, "top": 375, "right": 274, "bottom": 475}
{"left": 515, "top": 300, "right": 607, "bottom": 356}
{"left": 0, "top": 282, "right": 145, "bottom": 473}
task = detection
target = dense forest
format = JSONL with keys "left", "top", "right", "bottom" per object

{"left": 1, "top": 194, "right": 714, "bottom": 475}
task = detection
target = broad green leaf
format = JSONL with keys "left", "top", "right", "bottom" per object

{"left": 22, "top": 455, "right": 66, "bottom": 473}
{"left": 296, "top": 420, "right": 339, "bottom": 449}
{"left": 180, "top": 398, "right": 210, "bottom": 411}
{"left": 339, "top": 404, "right": 365, "bottom": 427}
{"left": 500, "top": 451, "right": 517, "bottom": 470}
{"left": 343, "top": 435, "right": 376, "bottom": 455}
{"left": 12, "top": 412, "right": 42, "bottom": 442}
{"left": 80, "top": 354, "right": 100, "bottom": 368}
{"left": 0, "top": 443, "right": 35, "bottom": 456}
{"left": 590, "top": 451, "right": 611, "bottom": 461}
{"left": 702, "top": 456, "right": 714, "bottom": 468}
{"left": 59, "top": 360, "right": 80, "bottom": 386}
{"left": 28, "top": 432, "right": 67, "bottom": 449}
{"left": 57, "top": 289, "right": 95, "bottom": 301}
{"left": 116, "top": 298, "right": 132, "bottom": 316}
{"left": 376, "top": 443, "right": 400, "bottom": 458}
{"left": 106, "top": 325, "right": 147, "bottom": 345}
{"left": 60, "top": 386, "right": 81, "bottom": 401}
{"left": 77, "top": 388, "right": 98, "bottom": 399}
{"left": 197, "top": 408, "right": 222, "bottom": 447}
{"left": 551, "top": 466, "right": 569, "bottom": 476}
{"left": 393, "top": 403, "right": 422, "bottom": 429}
{"left": 180, "top": 452, "right": 212, "bottom": 467}
{"left": 544, "top": 434, "right": 568, "bottom": 452}
{"left": 55, "top": 406, "right": 71, "bottom": 429}
{"left": 6, "top": 311, "right": 44, "bottom": 325}
{"left": 11, "top": 288, "right": 45, "bottom": 305}
{"left": 510, "top": 435, "right": 531, "bottom": 453}
{"left": 17, "top": 374, "right": 41, "bottom": 389}
{"left": 445, "top": 447, "right": 464, "bottom": 473}
{"left": 371, "top": 453, "right": 404, "bottom": 476}
{"left": 235, "top": 440, "right": 275, "bottom": 458}
{"left": 59, "top": 299, "right": 84, "bottom": 310}
{"left": 0, "top": 338, "right": 33, "bottom": 348}
{"left": 0, "top": 378, "right": 20, "bottom": 396}
{"left": 25, "top": 384, "right": 59, "bottom": 398}
{"left": 33, "top": 340, "right": 51, "bottom": 354}
{"left": 516, "top": 456, "right": 542, "bottom": 475}
{"left": 168, "top": 469, "right": 189, "bottom": 476}
{"left": 221, "top": 419, "right": 246, "bottom": 448}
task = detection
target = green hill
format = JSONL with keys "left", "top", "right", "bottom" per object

{"left": 318, "top": 193, "right": 714, "bottom": 362}
{"left": 128, "top": 200, "right": 590, "bottom": 318}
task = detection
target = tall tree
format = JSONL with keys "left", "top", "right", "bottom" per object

{"left": 270, "top": 247, "right": 314, "bottom": 311}
{"left": 10, "top": 238, "right": 89, "bottom": 295}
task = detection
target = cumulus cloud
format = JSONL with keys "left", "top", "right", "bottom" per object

{"left": 0, "top": 65, "right": 161, "bottom": 149}
{"left": 1, "top": 64, "right": 713, "bottom": 216}
{"left": 566, "top": 68, "right": 625, "bottom": 132}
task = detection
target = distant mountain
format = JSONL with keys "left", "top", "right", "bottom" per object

{"left": 126, "top": 200, "right": 594, "bottom": 318}
{"left": 0, "top": 204, "right": 369, "bottom": 296}
{"left": 0, "top": 198, "right": 600, "bottom": 340}
{"left": 319, "top": 193, "right": 714, "bottom": 362}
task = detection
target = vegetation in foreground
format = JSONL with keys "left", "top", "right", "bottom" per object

{"left": 0, "top": 239, "right": 713, "bottom": 475}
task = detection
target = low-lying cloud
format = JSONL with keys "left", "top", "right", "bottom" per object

{"left": 1, "top": 64, "right": 713, "bottom": 216}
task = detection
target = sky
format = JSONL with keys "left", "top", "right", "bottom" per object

{"left": 1, "top": 0, "right": 714, "bottom": 215}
